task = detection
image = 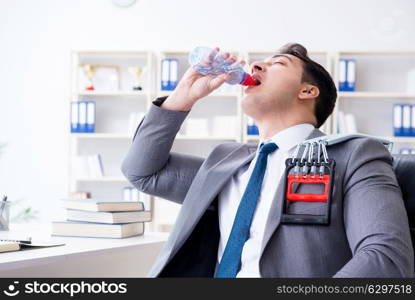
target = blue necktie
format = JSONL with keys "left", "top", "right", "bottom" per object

{"left": 215, "top": 142, "right": 278, "bottom": 278}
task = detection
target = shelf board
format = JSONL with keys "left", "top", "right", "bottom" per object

{"left": 72, "top": 133, "right": 237, "bottom": 141}
{"left": 383, "top": 136, "right": 415, "bottom": 143}
{"left": 75, "top": 177, "right": 127, "bottom": 182}
{"left": 156, "top": 91, "right": 173, "bottom": 96}
{"left": 244, "top": 135, "right": 260, "bottom": 141}
{"left": 72, "top": 133, "right": 132, "bottom": 139}
{"left": 338, "top": 92, "right": 415, "bottom": 99}
{"left": 338, "top": 50, "right": 415, "bottom": 56}
{"left": 74, "top": 50, "right": 151, "bottom": 57}
{"left": 246, "top": 50, "right": 327, "bottom": 56}
{"left": 76, "top": 91, "right": 149, "bottom": 97}
{"left": 209, "top": 92, "right": 242, "bottom": 97}
{"left": 159, "top": 50, "right": 189, "bottom": 55}
{"left": 156, "top": 91, "right": 240, "bottom": 98}
{"left": 207, "top": 92, "right": 241, "bottom": 98}
{"left": 176, "top": 134, "right": 237, "bottom": 141}
{"left": 243, "top": 135, "right": 415, "bottom": 144}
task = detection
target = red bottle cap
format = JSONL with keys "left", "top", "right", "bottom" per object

{"left": 241, "top": 73, "right": 256, "bottom": 86}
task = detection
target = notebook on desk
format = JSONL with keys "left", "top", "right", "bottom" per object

{"left": 0, "top": 238, "right": 65, "bottom": 253}
{"left": 0, "top": 241, "right": 20, "bottom": 253}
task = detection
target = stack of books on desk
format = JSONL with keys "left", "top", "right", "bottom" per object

{"left": 52, "top": 199, "right": 151, "bottom": 239}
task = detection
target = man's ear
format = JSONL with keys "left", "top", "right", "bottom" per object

{"left": 298, "top": 84, "right": 319, "bottom": 100}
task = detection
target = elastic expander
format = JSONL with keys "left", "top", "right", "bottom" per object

{"left": 281, "top": 140, "right": 334, "bottom": 225}
{"left": 280, "top": 133, "right": 392, "bottom": 226}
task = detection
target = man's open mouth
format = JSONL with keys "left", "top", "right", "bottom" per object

{"left": 252, "top": 74, "right": 262, "bottom": 86}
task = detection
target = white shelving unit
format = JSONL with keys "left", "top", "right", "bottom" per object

{"left": 69, "top": 50, "right": 156, "bottom": 229}
{"left": 332, "top": 51, "right": 415, "bottom": 153}
{"left": 76, "top": 177, "right": 128, "bottom": 182}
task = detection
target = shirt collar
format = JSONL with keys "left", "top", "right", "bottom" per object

{"left": 258, "top": 123, "right": 315, "bottom": 152}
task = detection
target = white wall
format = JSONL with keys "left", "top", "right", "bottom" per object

{"left": 0, "top": 0, "right": 414, "bottom": 222}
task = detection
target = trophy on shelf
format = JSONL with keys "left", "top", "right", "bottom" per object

{"left": 128, "top": 66, "right": 146, "bottom": 91}
{"left": 82, "top": 64, "right": 98, "bottom": 91}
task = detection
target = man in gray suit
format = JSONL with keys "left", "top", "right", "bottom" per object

{"left": 122, "top": 43, "right": 414, "bottom": 277}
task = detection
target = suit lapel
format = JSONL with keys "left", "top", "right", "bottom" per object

{"left": 260, "top": 128, "right": 326, "bottom": 256}
{"left": 165, "top": 128, "right": 326, "bottom": 269}
{"left": 170, "top": 143, "right": 257, "bottom": 254}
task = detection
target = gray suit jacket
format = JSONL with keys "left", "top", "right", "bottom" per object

{"left": 122, "top": 97, "right": 414, "bottom": 277}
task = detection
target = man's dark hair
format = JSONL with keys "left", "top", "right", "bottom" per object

{"left": 277, "top": 43, "right": 337, "bottom": 128}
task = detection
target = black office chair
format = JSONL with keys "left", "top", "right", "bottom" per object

{"left": 392, "top": 154, "right": 415, "bottom": 272}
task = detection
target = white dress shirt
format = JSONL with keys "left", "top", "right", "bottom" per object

{"left": 217, "top": 123, "right": 315, "bottom": 277}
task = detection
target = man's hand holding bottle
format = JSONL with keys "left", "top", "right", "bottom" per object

{"left": 161, "top": 47, "right": 248, "bottom": 111}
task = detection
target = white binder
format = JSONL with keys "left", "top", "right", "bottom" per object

{"left": 86, "top": 101, "right": 95, "bottom": 133}
{"left": 169, "top": 59, "right": 179, "bottom": 90}
{"left": 70, "top": 101, "right": 79, "bottom": 133}
{"left": 339, "top": 59, "right": 347, "bottom": 91}
{"left": 161, "top": 59, "right": 170, "bottom": 90}
{"left": 402, "top": 104, "right": 411, "bottom": 136}
{"left": 393, "top": 104, "right": 403, "bottom": 136}
{"left": 78, "top": 101, "right": 87, "bottom": 133}
{"left": 346, "top": 59, "right": 356, "bottom": 91}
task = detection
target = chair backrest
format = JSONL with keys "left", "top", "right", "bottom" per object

{"left": 392, "top": 154, "right": 415, "bottom": 228}
{"left": 392, "top": 154, "right": 415, "bottom": 258}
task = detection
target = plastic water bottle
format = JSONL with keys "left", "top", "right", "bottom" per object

{"left": 188, "top": 47, "right": 255, "bottom": 86}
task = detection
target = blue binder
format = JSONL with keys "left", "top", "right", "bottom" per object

{"left": 78, "top": 101, "right": 87, "bottom": 133}
{"left": 411, "top": 104, "right": 415, "bottom": 137}
{"left": 86, "top": 101, "right": 96, "bottom": 133}
{"left": 252, "top": 123, "right": 259, "bottom": 135}
{"left": 160, "top": 58, "right": 179, "bottom": 91}
{"left": 345, "top": 59, "right": 356, "bottom": 91}
{"left": 339, "top": 59, "right": 347, "bottom": 91}
{"left": 161, "top": 59, "right": 170, "bottom": 91}
{"left": 169, "top": 59, "right": 179, "bottom": 90}
{"left": 70, "top": 101, "right": 79, "bottom": 133}
{"left": 247, "top": 117, "right": 259, "bottom": 135}
{"left": 402, "top": 104, "right": 411, "bottom": 136}
{"left": 393, "top": 104, "right": 403, "bottom": 136}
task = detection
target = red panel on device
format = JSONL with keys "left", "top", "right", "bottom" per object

{"left": 286, "top": 174, "right": 330, "bottom": 202}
